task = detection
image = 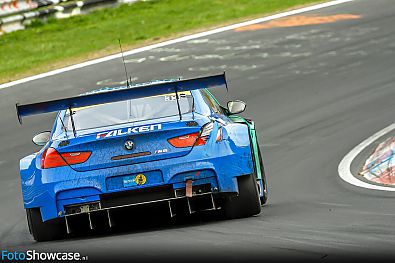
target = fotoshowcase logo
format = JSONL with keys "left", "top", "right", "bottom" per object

{"left": 1, "top": 250, "right": 88, "bottom": 261}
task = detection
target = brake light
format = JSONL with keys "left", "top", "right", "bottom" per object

{"left": 168, "top": 132, "right": 200, "bottom": 148}
{"left": 195, "top": 135, "right": 208, "bottom": 146}
{"left": 41, "top": 148, "right": 91, "bottom": 169}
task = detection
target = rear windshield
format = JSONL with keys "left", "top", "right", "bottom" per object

{"left": 63, "top": 92, "right": 193, "bottom": 131}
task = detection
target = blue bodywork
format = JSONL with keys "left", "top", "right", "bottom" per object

{"left": 19, "top": 75, "right": 257, "bottom": 222}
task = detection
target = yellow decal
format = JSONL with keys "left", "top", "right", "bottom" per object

{"left": 135, "top": 174, "right": 147, "bottom": 186}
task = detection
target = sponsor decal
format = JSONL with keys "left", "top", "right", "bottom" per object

{"left": 135, "top": 174, "right": 147, "bottom": 186}
{"left": 123, "top": 174, "right": 147, "bottom": 187}
{"left": 96, "top": 124, "right": 162, "bottom": 139}
{"left": 154, "top": 148, "right": 168, "bottom": 154}
{"left": 164, "top": 92, "right": 189, "bottom": 101}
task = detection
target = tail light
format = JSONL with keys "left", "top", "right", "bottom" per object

{"left": 168, "top": 132, "right": 201, "bottom": 148}
{"left": 41, "top": 148, "right": 91, "bottom": 169}
{"left": 168, "top": 122, "right": 215, "bottom": 148}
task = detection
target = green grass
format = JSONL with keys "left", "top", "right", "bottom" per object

{"left": 0, "top": 0, "right": 324, "bottom": 83}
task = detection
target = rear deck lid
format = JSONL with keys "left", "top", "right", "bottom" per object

{"left": 54, "top": 116, "right": 206, "bottom": 172}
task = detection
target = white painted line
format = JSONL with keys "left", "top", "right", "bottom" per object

{"left": 0, "top": 0, "right": 354, "bottom": 90}
{"left": 338, "top": 123, "right": 395, "bottom": 191}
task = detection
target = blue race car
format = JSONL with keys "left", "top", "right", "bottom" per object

{"left": 17, "top": 73, "right": 268, "bottom": 241}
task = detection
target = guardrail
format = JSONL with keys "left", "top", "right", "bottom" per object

{"left": 0, "top": 0, "right": 137, "bottom": 34}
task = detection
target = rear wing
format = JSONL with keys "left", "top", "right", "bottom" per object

{"left": 16, "top": 73, "right": 227, "bottom": 125}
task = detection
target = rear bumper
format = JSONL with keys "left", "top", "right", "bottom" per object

{"left": 57, "top": 184, "right": 236, "bottom": 234}
{"left": 62, "top": 183, "right": 227, "bottom": 234}
{"left": 21, "top": 140, "right": 254, "bottom": 221}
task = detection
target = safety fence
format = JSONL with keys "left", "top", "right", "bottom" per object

{"left": 0, "top": 0, "right": 136, "bottom": 34}
{"left": 360, "top": 137, "right": 395, "bottom": 185}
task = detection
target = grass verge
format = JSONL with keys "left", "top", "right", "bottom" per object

{"left": 0, "top": 0, "right": 325, "bottom": 84}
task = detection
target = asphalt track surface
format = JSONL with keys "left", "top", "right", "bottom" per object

{"left": 1, "top": 0, "right": 395, "bottom": 261}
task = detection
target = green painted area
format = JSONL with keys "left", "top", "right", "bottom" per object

{"left": 228, "top": 115, "right": 262, "bottom": 180}
{"left": 0, "top": 0, "right": 324, "bottom": 84}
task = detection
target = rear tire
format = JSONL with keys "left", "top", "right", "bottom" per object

{"left": 222, "top": 173, "right": 261, "bottom": 219}
{"left": 26, "top": 208, "right": 66, "bottom": 242}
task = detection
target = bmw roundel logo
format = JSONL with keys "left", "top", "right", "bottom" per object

{"left": 124, "top": 140, "right": 134, "bottom": 150}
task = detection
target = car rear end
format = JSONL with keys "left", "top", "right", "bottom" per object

{"left": 20, "top": 89, "right": 254, "bottom": 236}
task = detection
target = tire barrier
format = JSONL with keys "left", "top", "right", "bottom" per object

{"left": 0, "top": 0, "right": 136, "bottom": 34}
{"left": 360, "top": 137, "right": 395, "bottom": 185}
{"left": 0, "top": 0, "right": 38, "bottom": 17}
